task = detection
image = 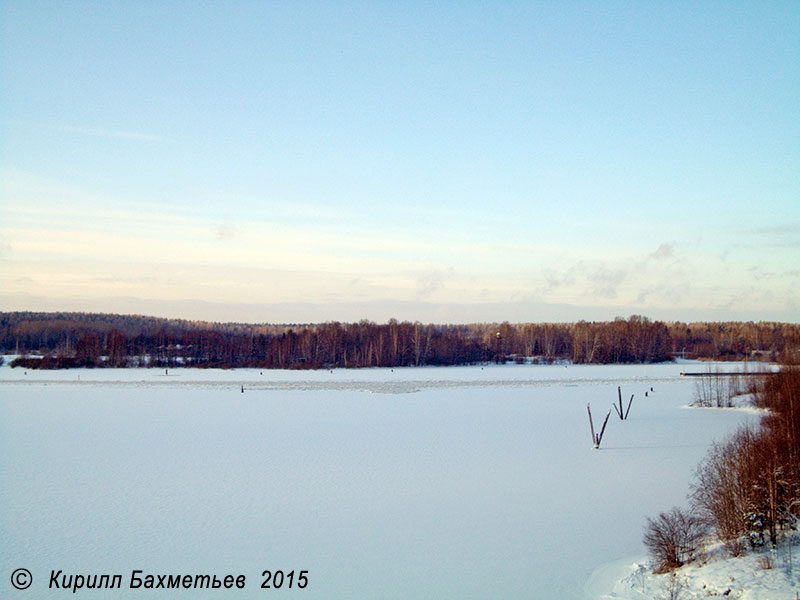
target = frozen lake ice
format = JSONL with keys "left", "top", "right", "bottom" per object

{"left": 0, "top": 362, "right": 759, "bottom": 598}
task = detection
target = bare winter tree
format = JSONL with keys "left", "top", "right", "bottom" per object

{"left": 643, "top": 507, "right": 703, "bottom": 572}
{"left": 690, "top": 430, "right": 753, "bottom": 550}
{"left": 691, "top": 419, "right": 798, "bottom": 551}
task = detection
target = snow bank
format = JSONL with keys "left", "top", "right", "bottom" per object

{"left": 587, "top": 534, "right": 800, "bottom": 599}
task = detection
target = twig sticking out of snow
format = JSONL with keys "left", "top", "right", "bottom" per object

{"left": 614, "top": 386, "right": 635, "bottom": 420}
{"left": 588, "top": 403, "right": 612, "bottom": 449}
{"left": 624, "top": 394, "right": 634, "bottom": 420}
{"left": 614, "top": 386, "right": 624, "bottom": 420}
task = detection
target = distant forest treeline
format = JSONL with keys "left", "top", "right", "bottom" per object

{"left": 2, "top": 312, "right": 799, "bottom": 369}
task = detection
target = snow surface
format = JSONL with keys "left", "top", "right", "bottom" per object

{"left": 684, "top": 393, "right": 767, "bottom": 416}
{"left": 0, "top": 360, "right": 787, "bottom": 599}
{"left": 586, "top": 534, "right": 800, "bottom": 599}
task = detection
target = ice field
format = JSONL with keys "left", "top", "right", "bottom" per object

{"left": 0, "top": 361, "right": 761, "bottom": 598}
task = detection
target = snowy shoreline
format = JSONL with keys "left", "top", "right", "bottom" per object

{"left": 586, "top": 534, "right": 799, "bottom": 600}
{"left": 587, "top": 381, "right": 798, "bottom": 600}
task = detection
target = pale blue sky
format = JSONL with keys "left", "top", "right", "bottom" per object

{"left": 1, "top": 1, "right": 798, "bottom": 323}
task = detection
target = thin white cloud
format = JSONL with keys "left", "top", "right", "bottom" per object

{"left": 214, "top": 225, "right": 237, "bottom": 241}
{"left": 751, "top": 224, "right": 800, "bottom": 235}
{"left": 587, "top": 267, "right": 628, "bottom": 300}
{"left": 2, "top": 172, "right": 797, "bottom": 321}
{"left": 0, "top": 233, "right": 11, "bottom": 259}
{"left": 647, "top": 243, "right": 675, "bottom": 261}
{"left": 416, "top": 268, "right": 454, "bottom": 301}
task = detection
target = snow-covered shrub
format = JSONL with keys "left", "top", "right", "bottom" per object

{"left": 643, "top": 507, "right": 703, "bottom": 573}
{"left": 654, "top": 572, "right": 687, "bottom": 600}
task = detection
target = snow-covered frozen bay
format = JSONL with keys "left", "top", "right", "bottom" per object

{"left": 0, "top": 363, "right": 759, "bottom": 598}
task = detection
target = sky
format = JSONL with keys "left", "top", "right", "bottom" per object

{"left": 1, "top": 1, "right": 798, "bottom": 324}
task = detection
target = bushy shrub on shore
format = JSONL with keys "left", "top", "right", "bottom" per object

{"left": 643, "top": 507, "right": 703, "bottom": 573}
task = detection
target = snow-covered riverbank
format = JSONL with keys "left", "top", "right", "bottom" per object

{"left": 587, "top": 532, "right": 799, "bottom": 599}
